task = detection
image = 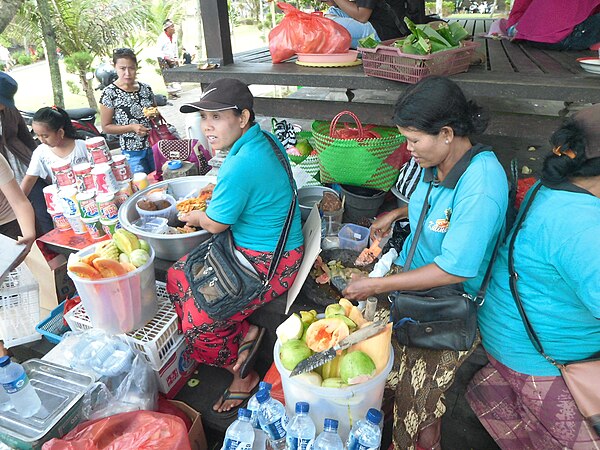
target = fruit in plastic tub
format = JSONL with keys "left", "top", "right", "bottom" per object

{"left": 276, "top": 313, "right": 304, "bottom": 343}
{"left": 295, "top": 371, "right": 322, "bottom": 386}
{"left": 279, "top": 339, "right": 313, "bottom": 371}
{"left": 340, "top": 351, "right": 376, "bottom": 385}
{"left": 305, "top": 317, "right": 350, "bottom": 352}
{"left": 321, "top": 377, "right": 347, "bottom": 388}
{"left": 113, "top": 228, "right": 140, "bottom": 255}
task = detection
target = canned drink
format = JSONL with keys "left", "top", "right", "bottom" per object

{"left": 65, "top": 214, "right": 87, "bottom": 235}
{"left": 73, "top": 162, "right": 95, "bottom": 192}
{"left": 132, "top": 172, "right": 149, "bottom": 192}
{"left": 42, "top": 184, "right": 59, "bottom": 212}
{"left": 51, "top": 161, "right": 77, "bottom": 188}
{"left": 82, "top": 218, "right": 106, "bottom": 240}
{"left": 48, "top": 209, "right": 71, "bottom": 232}
{"left": 96, "top": 192, "right": 119, "bottom": 221}
{"left": 76, "top": 191, "right": 98, "bottom": 219}
{"left": 86, "top": 136, "right": 112, "bottom": 165}
{"left": 92, "top": 163, "right": 119, "bottom": 194}
{"left": 58, "top": 186, "right": 80, "bottom": 216}
{"left": 111, "top": 155, "right": 133, "bottom": 182}
{"left": 100, "top": 218, "right": 121, "bottom": 238}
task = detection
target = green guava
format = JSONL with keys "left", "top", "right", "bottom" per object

{"left": 279, "top": 339, "right": 312, "bottom": 371}
{"left": 340, "top": 351, "right": 376, "bottom": 385}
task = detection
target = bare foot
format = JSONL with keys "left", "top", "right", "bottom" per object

{"left": 212, "top": 370, "right": 260, "bottom": 413}
{"left": 232, "top": 324, "right": 260, "bottom": 373}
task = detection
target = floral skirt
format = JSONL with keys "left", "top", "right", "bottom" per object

{"left": 167, "top": 244, "right": 304, "bottom": 367}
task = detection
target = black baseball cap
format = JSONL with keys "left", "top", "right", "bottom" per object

{"left": 180, "top": 78, "right": 253, "bottom": 113}
{"left": 0, "top": 72, "right": 18, "bottom": 108}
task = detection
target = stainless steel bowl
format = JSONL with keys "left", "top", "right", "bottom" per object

{"left": 298, "top": 186, "right": 339, "bottom": 221}
{"left": 118, "top": 175, "right": 217, "bottom": 261}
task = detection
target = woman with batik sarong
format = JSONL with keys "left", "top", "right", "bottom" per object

{"left": 167, "top": 78, "right": 304, "bottom": 417}
{"left": 343, "top": 76, "right": 509, "bottom": 449}
{"left": 468, "top": 105, "right": 600, "bottom": 449}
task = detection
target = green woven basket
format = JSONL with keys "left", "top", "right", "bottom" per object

{"left": 311, "top": 111, "right": 406, "bottom": 191}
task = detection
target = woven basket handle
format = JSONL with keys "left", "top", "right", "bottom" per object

{"left": 329, "top": 110, "right": 364, "bottom": 140}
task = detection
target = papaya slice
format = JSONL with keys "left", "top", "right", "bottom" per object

{"left": 305, "top": 318, "right": 350, "bottom": 352}
{"left": 68, "top": 261, "right": 102, "bottom": 280}
{"left": 338, "top": 298, "right": 354, "bottom": 316}
{"left": 348, "top": 305, "right": 368, "bottom": 327}
{"left": 81, "top": 253, "right": 100, "bottom": 266}
{"left": 92, "top": 258, "right": 128, "bottom": 278}
{"left": 121, "top": 262, "right": 137, "bottom": 273}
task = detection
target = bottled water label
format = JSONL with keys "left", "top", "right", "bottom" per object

{"left": 222, "top": 438, "right": 252, "bottom": 450}
{"left": 263, "top": 418, "right": 287, "bottom": 440}
{"left": 348, "top": 442, "right": 377, "bottom": 450}
{"left": 287, "top": 437, "right": 311, "bottom": 450}
{"left": 1, "top": 372, "right": 29, "bottom": 394}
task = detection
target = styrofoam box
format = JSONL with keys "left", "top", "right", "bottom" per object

{"left": 64, "top": 282, "right": 181, "bottom": 370}
{"left": 0, "top": 264, "right": 41, "bottom": 348}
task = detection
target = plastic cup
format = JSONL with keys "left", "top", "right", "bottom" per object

{"left": 82, "top": 218, "right": 106, "bottom": 240}
{"left": 132, "top": 172, "right": 149, "bottom": 191}
{"left": 65, "top": 214, "right": 88, "bottom": 235}
{"left": 48, "top": 209, "right": 71, "bottom": 232}
{"left": 100, "top": 218, "right": 120, "bottom": 238}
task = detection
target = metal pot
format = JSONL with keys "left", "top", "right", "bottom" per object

{"left": 118, "top": 176, "right": 216, "bottom": 261}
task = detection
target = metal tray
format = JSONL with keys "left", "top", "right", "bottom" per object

{"left": 0, "top": 359, "right": 93, "bottom": 446}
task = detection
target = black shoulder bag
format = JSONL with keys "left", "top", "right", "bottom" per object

{"left": 389, "top": 181, "right": 502, "bottom": 351}
{"left": 508, "top": 182, "right": 600, "bottom": 436}
{"left": 184, "top": 133, "right": 297, "bottom": 321}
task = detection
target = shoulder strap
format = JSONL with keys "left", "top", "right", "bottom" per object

{"left": 401, "top": 181, "right": 434, "bottom": 272}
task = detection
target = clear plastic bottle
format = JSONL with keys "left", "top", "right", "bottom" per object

{"left": 0, "top": 356, "right": 41, "bottom": 418}
{"left": 286, "top": 401, "right": 316, "bottom": 450}
{"left": 310, "top": 418, "right": 344, "bottom": 450}
{"left": 347, "top": 408, "right": 383, "bottom": 450}
{"left": 222, "top": 407, "right": 255, "bottom": 450}
{"left": 256, "top": 389, "right": 288, "bottom": 450}
{"left": 0, "top": 383, "right": 11, "bottom": 412}
{"left": 247, "top": 381, "right": 272, "bottom": 450}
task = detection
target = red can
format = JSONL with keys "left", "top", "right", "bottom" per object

{"left": 91, "top": 163, "right": 119, "bottom": 194}
{"left": 96, "top": 193, "right": 119, "bottom": 221}
{"left": 86, "top": 136, "right": 112, "bottom": 165}
{"left": 42, "top": 184, "right": 59, "bottom": 211}
{"left": 111, "top": 154, "right": 133, "bottom": 182}
{"left": 73, "top": 162, "right": 95, "bottom": 192}
{"left": 51, "top": 161, "right": 76, "bottom": 188}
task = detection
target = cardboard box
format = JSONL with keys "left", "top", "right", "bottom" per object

{"left": 155, "top": 337, "right": 198, "bottom": 398}
{"left": 169, "top": 400, "right": 208, "bottom": 450}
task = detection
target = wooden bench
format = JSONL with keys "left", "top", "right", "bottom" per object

{"left": 164, "top": 5, "right": 599, "bottom": 138}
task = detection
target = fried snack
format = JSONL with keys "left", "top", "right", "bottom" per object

{"left": 176, "top": 197, "right": 208, "bottom": 213}
{"left": 143, "top": 106, "right": 160, "bottom": 119}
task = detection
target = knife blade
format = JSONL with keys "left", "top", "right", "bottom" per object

{"left": 290, "top": 319, "right": 388, "bottom": 377}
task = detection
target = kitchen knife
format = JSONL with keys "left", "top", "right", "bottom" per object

{"left": 290, "top": 319, "right": 389, "bottom": 377}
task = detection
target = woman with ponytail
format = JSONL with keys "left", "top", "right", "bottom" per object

{"left": 344, "top": 76, "right": 509, "bottom": 449}
{"left": 20, "top": 106, "right": 89, "bottom": 196}
{"left": 468, "top": 104, "right": 600, "bottom": 449}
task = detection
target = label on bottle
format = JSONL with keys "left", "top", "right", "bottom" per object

{"left": 263, "top": 417, "right": 287, "bottom": 440}
{"left": 1, "top": 372, "right": 29, "bottom": 394}
{"left": 288, "top": 437, "right": 312, "bottom": 450}
{"left": 222, "top": 438, "right": 252, "bottom": 450}
{"left": 348, "top": 439, "right": 377, "bottom": 450}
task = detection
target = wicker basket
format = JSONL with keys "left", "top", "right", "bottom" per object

{"left": 358, "top": 40, "right": 480, "bottom": 84}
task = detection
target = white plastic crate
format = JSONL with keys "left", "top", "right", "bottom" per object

{"left": 64, "top": 281, "right": 181, "bottom": 369}
{"left": 0, "top": 263, "right": 41, "bottom": 348}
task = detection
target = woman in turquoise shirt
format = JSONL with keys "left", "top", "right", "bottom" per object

{"left": 344, "top": 76, "right": 508, "bottom": 450}
{"left": 167, "top": 78, "right": 304, "bottom": 417}
{"left": 468, "top": 104, "right": 600, "bottom": 449}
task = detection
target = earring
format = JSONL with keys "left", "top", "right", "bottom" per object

{"left": 445, "top": 139, "right": 449, "bottom": 144}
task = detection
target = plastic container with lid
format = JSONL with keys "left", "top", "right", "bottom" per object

{"left": 338, "top": 223, "right": 370, "bottom": 251}
{"left": 135, "top": 193, "right": 177, "bottom": 224}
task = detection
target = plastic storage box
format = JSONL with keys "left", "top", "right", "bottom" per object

{"left": 36, "top": 301, "right": 70, "bottom": 344}
{"left": 0, "top": 264, "right": 41, "bottom": 348}
{"left": 358, "top": 40, "right": 479, "bottom": 84}
{"left": 338, "top": 223, "right": 370, "bottom": 251}
{"left": 65, "top": 282, "right": 181, "bottom": 370}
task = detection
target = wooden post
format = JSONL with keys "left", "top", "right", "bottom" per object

{"left": 199, "top": 0, "right": 233, "bottom": 66}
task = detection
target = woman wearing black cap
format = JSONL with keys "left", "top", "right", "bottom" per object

{"left": 468, "top": 104, "right": 600, "bottom": 449}
{"left": 167, "top": 78, "right": 304, "bottom": 415}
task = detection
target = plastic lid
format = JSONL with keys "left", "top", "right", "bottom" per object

{"left": 367, "top": 408, "right": 383, "bottom": 425}
{"left": 295, "top": 402, "right": 309, "bottom": 414}
{"left": 238, "top": 407, "right": 251, "bottom": 419}
{"left": 0, "top": 356, "right": 9, "bottom": 367}
{"left": 167, "top": 160, "right": 183, "bottom": 170}
{"left": 259, "top": 381, "right": 272, "bottom": 391}
{"left": 255, "top": 389, "right": 271, "bottom": 404}
{"left": 323, "top": 418, "right": 338, "bottom": 431}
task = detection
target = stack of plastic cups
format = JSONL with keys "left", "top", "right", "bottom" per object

{"left": 111, "top": 155, "right": 134, "bottom": 207}
{"left": 58, "top": 185, "right": 88, "bottom": 235}
{"left": 43, "top": 184, "right": 71, "bottom": 232}
{"left": 96, "top": 192, "right": 120, "bottom": 237}
{"left": 72, "top": 162, "right": 95, "bottom": 193}
{"left": 77, "top": 190, "right": 105, "bottom": 240}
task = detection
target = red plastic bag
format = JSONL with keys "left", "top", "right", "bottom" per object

{"left": 269, "top": 2, "right": 351, "bottom": 63}
{"left": 42, "top": 410, "right": 191, "bottom": 450}
{"left": 263, "top": 362, "right": 285, "bottom": 405}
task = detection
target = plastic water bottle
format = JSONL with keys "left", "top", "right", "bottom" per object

{"left": 222, "top": 407, "right": 255, "bottom": 450}
{"left": 286, "top": 402, "right": 316, "bottom": 450}
{"left": 0, "top": 356, "right": 41, "bottom": 418}
{"left": 347, "top": 408, "right": 383, "bottom": 450}
{"left": 256, "top": 389, "right": 288, "bottom": 450}
{"left": 247, "top": 381, "right": 272, "bottom": 450}
{"left": 310, "top": 418, "right": 344, "bottom": 450}
{"left": 0, "top": 383, "right": 11, "bottom": 412}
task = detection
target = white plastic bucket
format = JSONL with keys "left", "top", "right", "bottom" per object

{"left": 274, "top": 340, "right": 393, "bottom": 441}
{"left": 67, "top": 244, "right": 158, "bottom": 334}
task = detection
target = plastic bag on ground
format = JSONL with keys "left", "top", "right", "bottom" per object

{"left": 42, "top": 410, "right": 191, "bottom": 450}
{"left": 269, "top": 2, "right": 351, "bottom": 63}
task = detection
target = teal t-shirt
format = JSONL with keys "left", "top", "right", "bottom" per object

{"left": 478, "top": 183, "right": 600, "bottom": 376}
{"left": 395, "top": 145, "right": 509, "bottom": 296}
{"left": 206, "top": 124, "right": 304, "bottom": 252}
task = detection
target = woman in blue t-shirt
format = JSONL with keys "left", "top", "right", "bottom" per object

{"left": 468, "top": 104, "right": 600, "bottom": 449}
{"left": 344, "top": 76, "right": 508, "bottom": 449}
{"left": 166, "top": 78, "right": 304, "bottom": 417}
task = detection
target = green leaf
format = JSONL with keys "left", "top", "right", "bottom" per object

{"left": 449, "top": 22, "right": 470, "bottom": 42}
{"left": 358, "top": 33, "right": 380, "bottom": 49}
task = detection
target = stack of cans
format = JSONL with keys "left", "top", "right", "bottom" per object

{"left": 42, "top": 136, "right": 135, "bottom": 238}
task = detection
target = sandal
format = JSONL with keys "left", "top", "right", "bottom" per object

{"left": 213, "top": 383, "right": 259, "bottom": 418}
{"left": 238, "top": 326, "right": 266, "bottom": 379}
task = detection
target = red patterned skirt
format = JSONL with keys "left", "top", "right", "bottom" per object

{"left": 167, "top": 244, "right": 304, "bottom": 367}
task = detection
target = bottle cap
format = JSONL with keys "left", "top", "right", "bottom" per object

{"left": 295, "top": 402, "right": 309, "bottom": 414}
{"left": 0, "top": 356, "right": 10, "bottom": 367}
{"left": 367, "top": 408, "right": 383, "bottom": 425}
{"left": 323, "top": 418, "right": 338, "bottom": 431}
{"left": 167, "top": 160, "right": 182, "bottom": 170}
{"left": 238, "top": 407, "right": 251, "bottom": 419}
{"left": 255, "top": 389, "right": 270, "bottom": 404}
{"left": 259, "top": 381, "right": 272, "bottom": 391}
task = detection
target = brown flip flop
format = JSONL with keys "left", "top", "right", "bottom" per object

{"left": 238, "top": 327, "right": 266, "bottom": 379}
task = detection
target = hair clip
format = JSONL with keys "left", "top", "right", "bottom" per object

{"left": 552, "top": 145, "right": 576, "bottom": 159}
{"left": 51, "top": 105, "right": 58, "bottom": 110}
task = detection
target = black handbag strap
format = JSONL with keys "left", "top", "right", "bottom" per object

{"left": 261, "top": 132, "right": 298, "bottom": 283}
